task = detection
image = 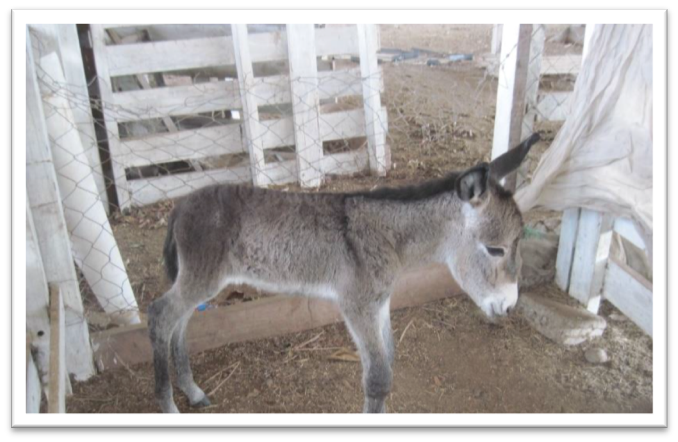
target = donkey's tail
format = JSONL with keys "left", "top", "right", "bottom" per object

{"left": 163, "top": 210, "right": 179, "bottom": 283}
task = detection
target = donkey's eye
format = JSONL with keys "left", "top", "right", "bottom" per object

{"left": 485, "top": 246, "right": 505, "bottom": 257}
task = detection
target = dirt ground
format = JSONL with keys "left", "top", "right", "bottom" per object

{"left": 69, "top": 24, "right": 652, "bottom": 413}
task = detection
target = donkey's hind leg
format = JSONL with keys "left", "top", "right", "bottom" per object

{"left": 148, "top": 286, "right": 188, "bottom": 413}
{"left": 171, "top": 313, "right": 210, "bottom": 408}
{"left": 341, "top": 295, "right": 393, "bottom": 413}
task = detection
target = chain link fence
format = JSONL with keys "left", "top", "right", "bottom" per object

{"left": 27, "top": 23, "right": 584, "bottom": 342}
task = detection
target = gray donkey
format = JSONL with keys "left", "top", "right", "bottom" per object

{"left": 148, "top": 133, "right": 540, "bottom": 413}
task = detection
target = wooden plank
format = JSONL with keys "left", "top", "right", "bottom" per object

{"left": 232, "top": 24, "right": 267, "bottom": 187}
{"left": 536, "top": 91, "right": 573, "bottom": 122}
{"left": 26, "top": 30, "right": 96, "bottom": 380}
{"left": 491, "top": 24, "right": 503, "bottom": 55}
{"left": 26, "top": 345, "right": 42, "bottom": 413}
{"left": 491, "top": 24, "right": 533, "bottom": 191}
{"left": 52, "top": 25, "right": 109, "bottom": 211}
{"left": 106, "top": 26, "right": 359, "bottom": 77}
{"left": 540, "top": 55, "right": 581, "bottom": 76}
{"left": 26, "top": 200, "right": 51, "bottom": 393}
{"left": 357, "top": 24, "right": 389, "bottom": 176}
{"left": 91, "top": 264, "right": 463, "bottom": 370}
{"left": 91, "top": 24, "right": 132, "bottom": 209}
{"left": 287, "top": 24, "right": 324, "bottom": 187}
{"left": 127, "top": 166, "right": 251, "bottom": 207}
{"left": 48, "top": 284, "right": 66, "bottom": 413}
{"left": 321, "top": 148, "right": 369, "bottom": 175}
{"left": 569, "top": 209, "right": 613, "bottom": 313}
{"left": 517, "top": 24, "right": 545, "bottom": 189}
{"left": 260, "top": 107, "right": 387, "bottom": 150}
{"left": 603, "top": 256, "right": 652, "bottom": 336}
{"left": 257, "top": 160, "right": 298, "bottom": 187}
{"left": 251, "top": 68, "right": 369, "bottom": 106}
{"left": 117, "top": 124, "right": 245, "bottom": 168}
{"left": 613, "top": 217, "right": 647, "bottom": 251}
{"left": 110, "top": 80, "right": 242, "bottom": 123}
{"left": 556, "top": 208, "right": 581, "bottom": 292}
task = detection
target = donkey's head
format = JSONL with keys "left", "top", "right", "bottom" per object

{"left": 445, "top": 134, "right": 539, "bottom": 319}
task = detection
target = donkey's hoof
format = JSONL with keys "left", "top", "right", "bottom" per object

{"left": 190, "top": 395, "right": 212, "bottom": 408}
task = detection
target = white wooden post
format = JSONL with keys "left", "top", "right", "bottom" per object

{"left": 39, "top": 53, "right": 140, "bottom": 326}
{"left": 29, "top": 24, "right": 110, "bottom": 212}
{"left": 491, "top": 24, "right": 503, "bottom": 55}
{"left": 90, "top": 25, "right": 132, "bottom": 210}
{"left": 232, "top": 24, "right": 268, "bottom": 187}
{"left": 357, "top": 24, "right": 389, "bottom": 176}
{"left": 26, "top": 30, "right": 96, "bottom": 381}
{"left": 555, "top": 24, "right": 597, "bottom": 299}
{"left": 517, "top": 25, "right": 545, "bottom": 189}
{"left": 26, "top": 347, "right": 42, "bottom": 413}
{"left": 48, "top": 284, "right": 66, "bottom": 413}
{"left": 26, "top": 200, "right": 52, "bottom": 397}
{"left": 491, "top": 24, "right": 532, "bottom": 191}
{"left": 555, "top": 208, "right": 581, "bottom": 291}
{"left": 568, "top": 209, "right": 613, "bottom": 313}
{"left": 286, "top": 24, "right": 324, "bottom": 188}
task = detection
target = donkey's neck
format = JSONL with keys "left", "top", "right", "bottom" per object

{"left": 348, "top": 193, "right": 464, "bottom": 270}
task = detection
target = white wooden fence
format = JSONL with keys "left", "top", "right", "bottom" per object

{"left": 90, "top": 24, "right": 390, "bottom": 209}
{"left": 491, "top": 24, "right": 653, "bottom": 337}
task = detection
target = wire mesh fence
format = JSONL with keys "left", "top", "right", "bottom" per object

{"left": 27, "top": 23, "right": 584, "bottom": 347}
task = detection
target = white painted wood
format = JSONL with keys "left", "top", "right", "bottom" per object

{"left": 110, "top": 81, "right": 241, "bottom": 123}
{"left": 569, "top": 209, "right": 613, "bottom": 313}
{"left": 491, "top": 24, "right": 503, "bottom": 55}
{"left": 491, "top": 23, "right": 521, "bottom": 163}
{"left": 260, "top": 106, "right": 387, "bottom": 150}
{"left": 286, "top": 24, "right": 324, "bottom": 188}
{"left": 48, "top": 284, "right": 66, "bottom": 413}
{"left": 118, "top": 123, "right": 245, "bottom": 168}
{"left": 357, "top": 24, "right": 389, "bottom": 176}
{"left": 603, "top": 256, "right": 652, "bottom": 336}
{"left": 252, "top": 67, "right": 370, "bottom": 106}
{"left": 613, "top": 217, "right": 647, "bottom": 251}
{"left": 517, "top": 24, "right": 545, "bottom": 189}
{"left": 128, "top": 166, "right": 251, "bottom": 207}
{"left": 255, "top": 148, "right": 369, "bottom": 187}
{"left": 27, "top": 347, "right": 42, "bottom": 413}
{"left": 90, "top": 24, "right": 131, "bottom": 209}
{"left": 491, "top": 24, "right": 532, "bottom": 190}
{"left": 26, "top": 31, "right": 96, "bottom": 381}
{"left": 39, "top": 53, "right": 140, "bottom": 326}
{"left": 26, "top": 200, "right": 51, "bottom": 397}
{"left": 540, "top": 55, "right": 581, "bottom": 76}
{"left": 582, "top": 24, "right": 597, "bottom": 60}
{"left": 232, "top": 24, "right": 268, "bottom": 187}
{"left": 555, "top": 208, "right": 581, "bottom": 292}
{"left": 40, "top": 25, "right": 110, "bottom": 212}
{"left": 106, "top": 26, "right": 360, "bottom": 77}
{"left": 321, "top": 148, "right": 369, "bottom": 176}
{"left": 536, "top": 91, "right": 573, "bottom": 122}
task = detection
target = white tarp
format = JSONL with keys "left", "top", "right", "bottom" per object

{"left": 516, "top": 25, "right": 652, "bottom": 249}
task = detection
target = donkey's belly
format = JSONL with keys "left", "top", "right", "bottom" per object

{"left": 220, "top": 275, "right": 340, "bottom": 302}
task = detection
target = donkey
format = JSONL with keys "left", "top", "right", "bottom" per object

{"left": 148, "top": 133, "right": 540, "bottom": 413}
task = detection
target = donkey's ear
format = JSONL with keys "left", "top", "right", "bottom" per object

{"left": 456, "top": 163, "right": 490, "bottom": 203}
{"left": 489, "top": 133, "right": 541, "bottom": 180}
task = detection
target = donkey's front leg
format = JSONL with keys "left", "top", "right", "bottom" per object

{"left": 342, "top": 296, "right": 393, "bottom": 413}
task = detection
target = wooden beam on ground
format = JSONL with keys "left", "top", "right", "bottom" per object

{"left": 91, "top": 264, "right": 463, "bottom": 371}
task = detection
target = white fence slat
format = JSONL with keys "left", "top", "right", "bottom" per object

{"left": 603, "top": 256, "right": 652, "bottom": 336}
{"left": 26, "top": 348, "right": 42, "bottom": 413}
{"left": 491, "top": 24, "right": 503, "bottom": 55}
{"left": 48, "top": 284, "right": 66, "bottom": 413}
{"left": 613, "top": 217, "right": 647, "bottom": 251}
{"left": 536, "top": 91, "right": 573, "bottom": 122}
{"left": 555, "top": 208, "right": 581, "bottom": 291}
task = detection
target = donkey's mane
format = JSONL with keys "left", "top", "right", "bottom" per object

{"left": 347, "top": 172, "right": 461, "bottom": 201}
